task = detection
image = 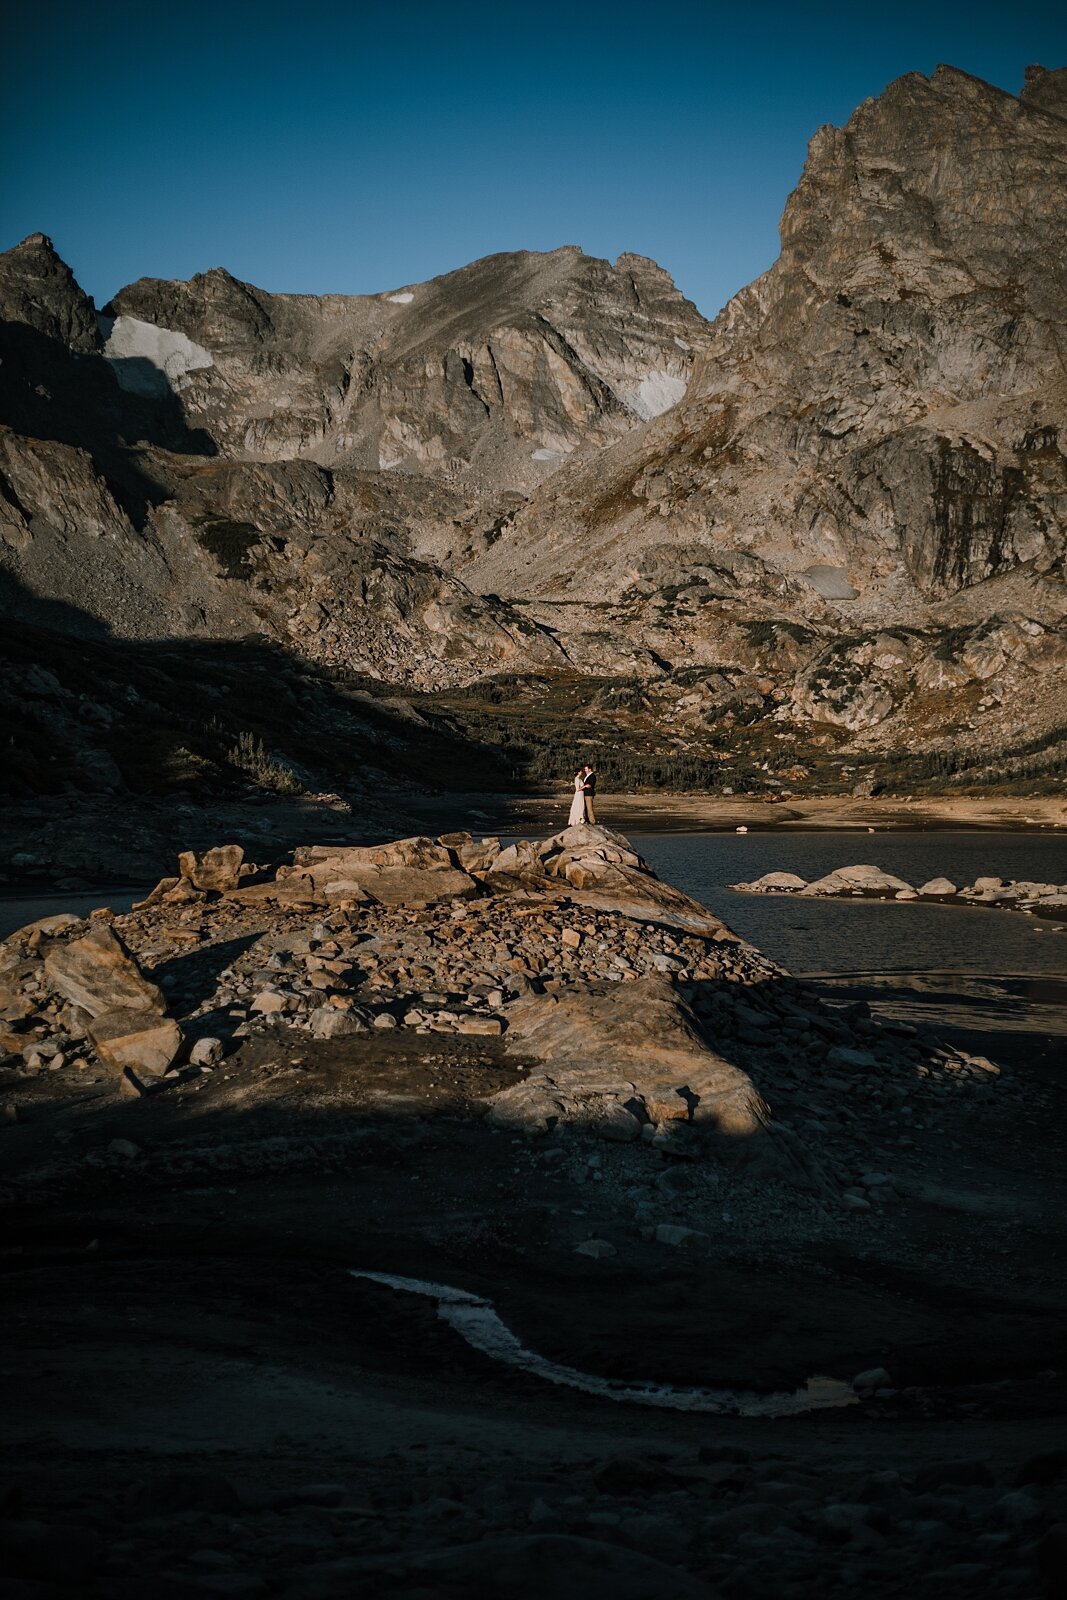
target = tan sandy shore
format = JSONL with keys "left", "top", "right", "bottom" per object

{"left": 409, "top": 792, "right": 1067, "bottom": 835}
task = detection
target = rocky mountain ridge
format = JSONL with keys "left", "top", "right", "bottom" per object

{"left": 2, "top": 63, "right": 1066, "bottom": 829}
{"left": 107, "top": 246, "right": 708, "bottom": 478}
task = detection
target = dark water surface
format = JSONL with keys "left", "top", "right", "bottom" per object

{"left": 633, "top": 831, "right": 1067, "bottom": 979}
{"left": 634, "top": 831, "right": 1067, "bottom": 1064}
{"left": 0, "top": 888, "right": 143, "bottom": 941}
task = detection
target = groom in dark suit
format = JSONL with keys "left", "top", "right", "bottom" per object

{"left": 581, "top": 765, "right": 597, "bottom": 824}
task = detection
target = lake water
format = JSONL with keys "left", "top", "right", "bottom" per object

{"left": 0, "top": 888, "right": 143, "bottom": 942}
{"left": 634, "top": 832, "right": 1067, "bottom": 980}
{"left": 631, "top": 832, "right": 1067, "bottom": 1065}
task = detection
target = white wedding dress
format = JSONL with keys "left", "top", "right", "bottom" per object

{"left": 567, "top": 774, "right": 587, "bottom": 826}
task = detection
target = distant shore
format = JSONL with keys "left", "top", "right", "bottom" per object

{"left": 407, "top": 791, "right": 1067, "bottom": 836}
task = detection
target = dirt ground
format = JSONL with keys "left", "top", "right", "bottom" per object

{"left": 3, "top": 984, "right": 1066, "bottom": 1599}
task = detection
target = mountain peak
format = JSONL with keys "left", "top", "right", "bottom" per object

{"left": 0, "top": 232, "right": 100, "bottom": 352}
{"left": 1021, "top": 63, "right": 1067, "bottom": 119}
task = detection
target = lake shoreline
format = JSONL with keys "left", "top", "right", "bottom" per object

{"left": 3, "top": 793, "right": 1063, "bottom": 900}
{"left": 407, "top": 792, "right": 1067, "bottom": 837}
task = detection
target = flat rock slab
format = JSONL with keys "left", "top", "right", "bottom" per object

{"left": 225, "top": 879, "right": 322, "bottom": 907}
{"left": 291, "top": 836, "right": 477, "bottom": 905}
{"left": 87, "top": 1007, "right": 183, "bottom": 1077}
{"left": 493, "top": 977, "right": 767, "bottom": 1146}
{"left": 359, "top": 865, "right": 478, "bottom": 905}
{"left": 567, "top": 869, "right": 733, "bottom": 938}
{"left": 295, "top": 836, "right": 454, "bottom": 874}
{"left": 42, "top": 924, "right": 165, "bottom": 1018}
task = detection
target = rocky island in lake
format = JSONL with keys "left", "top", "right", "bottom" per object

{"left": 732, "top": 864, "right": 1067, "bottom": 919}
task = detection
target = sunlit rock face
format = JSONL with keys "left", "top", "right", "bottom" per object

{"left": 105, "top": 246, "right": 707, "bottom": 482}
{"left": 1, "top": 65, "right": 1065, "bottom": 775}
{"left": 491, "top": 65, "right": 1067, "bottom": 607}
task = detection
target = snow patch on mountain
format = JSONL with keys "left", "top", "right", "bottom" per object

{"left": 101, "top": 315, "right": 213, "bottom": 398}
{"left": 624, "top": 371, "right": 687, "bottom": 421}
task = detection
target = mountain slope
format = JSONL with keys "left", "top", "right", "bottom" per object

{"left": 460, "top": 64, "right": 1067, "bottom": 761}
{"left": 106, "top": 246, "right": 709, "bottom": 484}
{"left": 1, "top": 63, "right": 1066, "bottom": 825}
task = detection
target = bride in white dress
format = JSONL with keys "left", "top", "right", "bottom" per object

{"left": 567, "top": 769, "right": 587, "bottom": 826}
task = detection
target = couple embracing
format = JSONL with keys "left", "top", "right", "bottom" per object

{"left": 567, "top": 764, "right": 597, "bottom": 826}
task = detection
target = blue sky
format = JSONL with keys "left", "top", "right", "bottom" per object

{"left": 3, "top": 0, "right": 1065, "bottom": 317}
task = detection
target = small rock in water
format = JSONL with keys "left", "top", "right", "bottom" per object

{"left": 852, "top": 1366, "right": 892, "bottom": 1394}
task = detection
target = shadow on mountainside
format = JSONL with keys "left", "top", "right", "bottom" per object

{"left": 0, "top": 318, "right": 216, "bottom": 527}
{"left": 0, "top": 575, "right": 524, "bottom": 881}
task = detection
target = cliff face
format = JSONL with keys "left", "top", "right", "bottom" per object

{"left": 461, "top": 65, "right": 1067, "bottom": 766}
{"left": 704, "top": 62, "right": 1067, "bottom": 601}
{"left": 485, "top": 66, "right": 1067, "bottom": 601}
{"left": 105, "top": 247, "right": 709, "bottom": 482}
{"left": 2, "top": 65, "right": 1066, "bottom": 805}
{"left": 0, "top": 237, "right": 705, "bottom": 690}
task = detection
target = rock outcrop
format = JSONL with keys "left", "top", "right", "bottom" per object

{"left": 1, "top": 827, "right": 1007, "bottom": 1185}
{"left": 490, "top": 975, "right": 772, "bottom": 1149}
{"left": 732, "top": 863, "right": 1067, "bottom": 916}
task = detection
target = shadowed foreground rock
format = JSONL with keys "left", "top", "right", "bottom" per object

{"left": 3, "top": 828, "right": 1060, "bottom": 1600}
{"left": 1, "top": 824, "right": 1000, "bottom": 1186}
